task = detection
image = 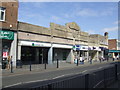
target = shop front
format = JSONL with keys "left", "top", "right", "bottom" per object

{"left": 88, "top": 46, "right": 101, "bottom": 61}
{"left": 0, "top": 30, "right": 17, "bottom": 69}
{"left": 73, "top": 45, "right": 89, "bottom": 62}
{"left": 18, "top": 41, "right": 51, "bottom": 65}
{"left": 109, "top": 50, "right": 120, "bottom": 59}
{"left": 52, "top": 44, "right": 73, "bottom": 63}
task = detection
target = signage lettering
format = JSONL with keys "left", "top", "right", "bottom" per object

{"left": 0, "top": 30, "right": 14, "bottom": 40}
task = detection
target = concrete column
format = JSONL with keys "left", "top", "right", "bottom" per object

{"left": 66, "top": 49, "right": 74, "bottom": 63}
{"left": 48, "top": 46, "right": 53, "bottom": 64}
{"left": 17, "top": 45, "right": 21, "bottom": 60}
{"left": 87, "top": 51, "right": 89, "bottom": 61}
{"left": 10, "top": 32, "right": 17, "bottom": 67}
{"left": 96, "top": 51, "right": 99, "bottom": 61}
{"left": 93, "top": 51, "right": 97, "bottom": 61}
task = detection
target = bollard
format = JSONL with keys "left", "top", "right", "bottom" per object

{"left": 115, "top": 64, "right": 118, "bottom": 81}
{"left": 57, "top": 59, "right": 59, "bottom": 68}
{"left": 30, "top": 60, "right": 31, "bottom": 71}
{"left": 45, "top": 60, "right": 47, "bottom": 69}
{"left": 77, "top": 59, "right": 79, "bottom": 66}
{"left": 20, "top": 61, "right": 22, "bottom": 68}
{"left": 10, "top": 61, "right": 13, "bottom": 73}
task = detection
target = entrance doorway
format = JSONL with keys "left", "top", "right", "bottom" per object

{"left": 21, "top": 46, "right": 49, "bottom": 65}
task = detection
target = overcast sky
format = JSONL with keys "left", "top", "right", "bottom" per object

{"left": 18, "top": 2, "right": 118, "bottom": 39}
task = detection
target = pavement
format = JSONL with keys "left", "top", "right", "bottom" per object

{"left": 1, "top": 58, "right": 118, "bottom": 76}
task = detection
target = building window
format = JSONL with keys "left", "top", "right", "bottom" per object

{"left": 0, "top": 7, "right": 5, "bottom": 21}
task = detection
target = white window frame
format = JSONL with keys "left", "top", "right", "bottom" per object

{"left": 0, "top": 7, "right": 5, "bottom": 21}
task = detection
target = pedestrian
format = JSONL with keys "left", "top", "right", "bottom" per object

{"left": 82, "top": 56, "right": 84, "bottom": 64}
{"left": 101, "top": 56, "right": 104, "bottom": 61}
{"left": 80, "top": 56, "right": 82, "bottom": 64}
{"left": 113, "top": 55, "right": 115, "bottom": 61}
{"left": 74, "top": 58, "right": 77, "bottom": 64}
{"left": 106, "top": 55, "right": 109, "bottom": 62}
{"left": 90, "top": 59, "right": 92, "bottom": 64}
{"left": 117, "top": 55, "right": 119, "bottom": 60}
{"left": 89, "top": 56, "right": 92, "bottom": 64}
{"left": 7, "top": 56, "right": 11, "bottom": 70}
{"left": 99, "top": 56, "right": 101, "bottom": 63}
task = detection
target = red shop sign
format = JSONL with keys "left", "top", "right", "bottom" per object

{"left": 3, "top": 52, "right": 8, "bottom": 58}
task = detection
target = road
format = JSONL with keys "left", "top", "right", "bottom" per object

{"left": 2, "top": 61, "right": 117, "bottom": 88}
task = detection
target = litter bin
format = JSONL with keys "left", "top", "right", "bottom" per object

{"left": 2, "top": 60, "right": 7, "bottom": 69}
{"left": 16, "top": 60, "right": 22, "bottom": 68}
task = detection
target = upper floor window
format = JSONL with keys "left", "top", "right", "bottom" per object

{"left": 0, "top": 7, "right": 5, "bottom": 21}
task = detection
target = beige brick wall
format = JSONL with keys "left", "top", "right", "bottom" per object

{"left": 18, "top": 32, "right": 52, "bottom": 43}
{"left": 18, "top": 22, "right": 107, "bottom": 47}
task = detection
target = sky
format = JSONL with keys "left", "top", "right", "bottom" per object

{"left": 18, "top": 2, "right": 118, "bottom": 39}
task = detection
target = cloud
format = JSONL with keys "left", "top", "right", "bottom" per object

{"left": 50, "top": 15, "right": 68, "bottom": 24}
{"left": 51, "top": 16, "right": 60, "bottom": 22}
{"left": 77, "top": 8, "right": 98, "bottom": 17}
{"left": 63, "top": 6, "right": 115, "bottom": 18}
{"left": 32, "top": 2, "right": 46, "bottom": 8}
{"left": 102, "top": 26, "right": 118, "bottom": 32}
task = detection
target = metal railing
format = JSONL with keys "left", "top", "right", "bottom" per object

{"left": 22, "top": 63, "right": 120, "bottom": 89}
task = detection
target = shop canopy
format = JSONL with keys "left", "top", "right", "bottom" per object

{"left": 73, "top": 45, "right": 102, "bottom": 51}
{"left": 109, "top": 50, "right": 120, "bottom": 53}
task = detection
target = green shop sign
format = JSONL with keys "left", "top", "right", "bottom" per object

{"left": 0, "top": 30, "right": 14, "bottom": 40}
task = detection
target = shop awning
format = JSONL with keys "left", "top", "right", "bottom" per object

{"left": 109, "top": 50, "right": 120, "bottom": 53}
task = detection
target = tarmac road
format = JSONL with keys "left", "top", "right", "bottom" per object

{"left": 2, "top": 61, "right": 117, "bottom": 88}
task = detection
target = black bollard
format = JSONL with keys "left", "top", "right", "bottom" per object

{"left": 30, "top": 60, "right": 31, "bottom": 71}
{"left": 77, "top": 59, "right": 79, "bottom": 66}
{"left": 11, "top": 61, "right": 13, "bottom": 73}
{"left": 45, "top": 60, "right": 47, "bottom": 69}
{"left": 57, "top": 59, "right": 59, "bottom": 68}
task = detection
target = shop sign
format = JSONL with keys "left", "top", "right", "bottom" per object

{"left": 53, "top": 44, "right": 73, "bottom": 49}
{"left": 73, "top": 45, "right": 80, "bottom": 51}
{"left": 88, "top": 46, "right": 101, "bottom": 51}
{"left": 3, "top": 52, "right": 8, "bottom": 58}
{"left": 109, "top": 50, "right": 120, "bottom": 53}
{"left": 32, "top": 43, "right": 44, "bottom": 47}
{"left": 0, "top": 30, "right": 14, "bottom": 40}
{"left": 80, "top": 46, "right": 88, "bottom": 50}
{"left": 73, "top": 45, "right": 88, "bottom": 51}
{"left": 19, "top": 41, "right": 51, "bottom": 47}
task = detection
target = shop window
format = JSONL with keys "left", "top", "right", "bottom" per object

{"left": 63, "top": 52, "right": 67, "bottom": 60}
{"left": 0, "top": 7, "right": 5, "bottom": 21}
